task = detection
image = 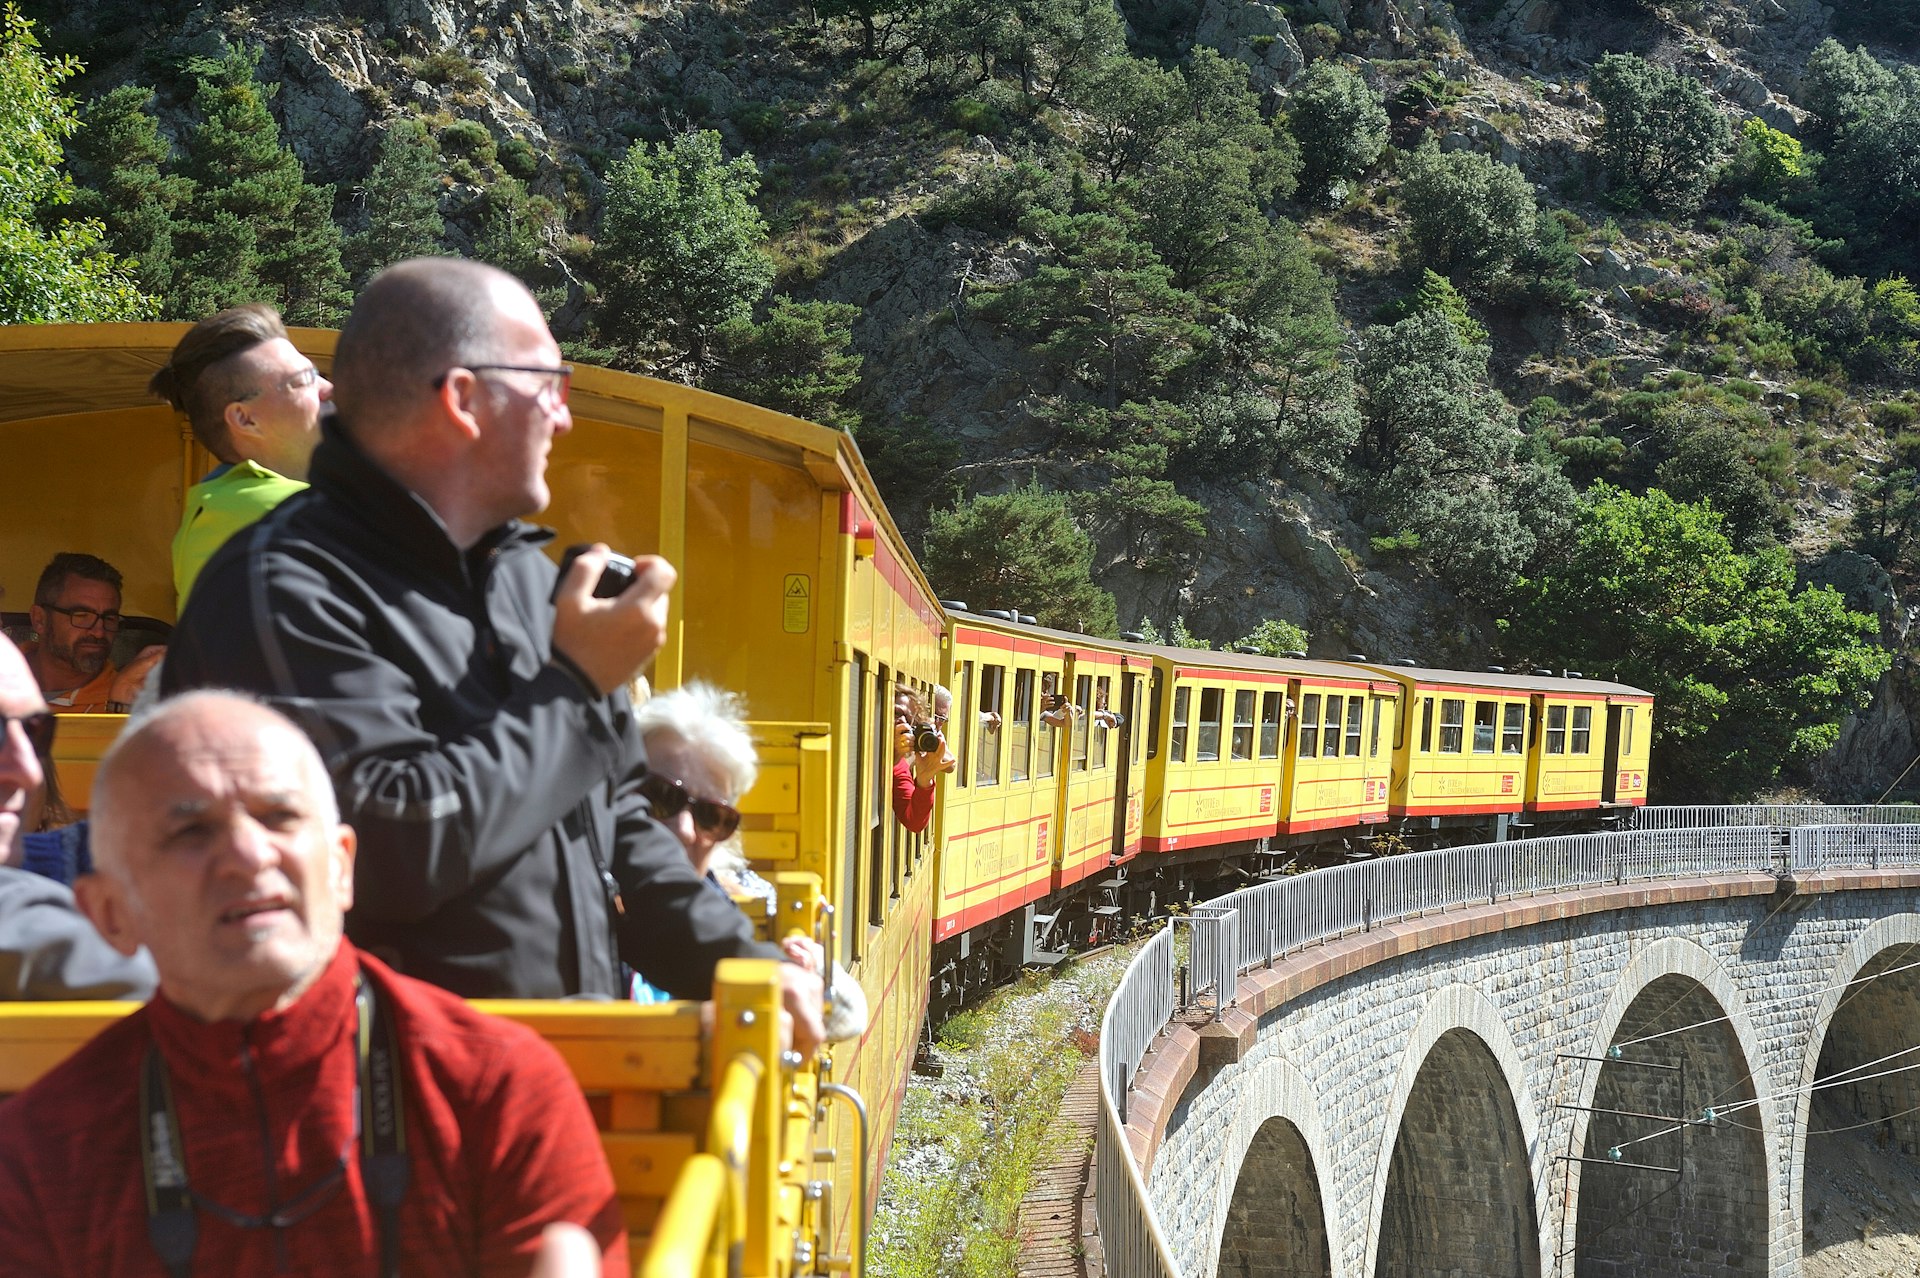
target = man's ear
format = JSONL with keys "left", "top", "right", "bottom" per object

{"left": 27, "top": 604, "right": 46, "bottom": 639}
{"left": 74, "top": 874, "right": 146, "bottom": 958}
{"left": 224, "top": 398, "right": 261, "bottom": 448}
{"left": 434, "top": 369, "right": 485, "bottom": 444}
{"left": 334, "top": 823, "right": 357, "bottom": 912}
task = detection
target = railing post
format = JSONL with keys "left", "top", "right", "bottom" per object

{"left": 711, "top": 958, "right": 786, "bottom": 1278}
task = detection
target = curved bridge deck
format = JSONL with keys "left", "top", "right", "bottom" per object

{"left": 1096, "top": 808, "right": 1920, "bottom": 1278}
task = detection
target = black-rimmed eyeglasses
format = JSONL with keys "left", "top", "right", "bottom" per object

{"left": 2, "top": 711, "right": 57, "bottom": 755}
{"left": 638, "top": 773, "right": 742, "bottom": 840}
{"left": 43, "top": 604, "right": 122, "bottom": 632}
{"left": 431, "top": 364, "right": 573, "bottom": 406}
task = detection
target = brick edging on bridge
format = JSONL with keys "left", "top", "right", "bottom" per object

{"left": 1119, "top": 867, "right": 1920, "bottom": 1179}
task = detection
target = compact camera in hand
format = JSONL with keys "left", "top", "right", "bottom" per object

{"left": 552, "top": 543, "right": 638, "bottom": 602}
{"left": 913, "top": 722, "right": 943, "bottom": 754}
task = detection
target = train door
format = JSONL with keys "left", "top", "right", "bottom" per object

{"left": 1525, "top": 694, "right": 1547, "bottom": 806}
{"left": 1362, "top": 688, "right": 1395, "bottom": 815}
{"left": 1602, "top": 703, "right": 1624, "bottom": 802}
{"left": 1055, "top": 655, "right": 1097, "bottom": 884}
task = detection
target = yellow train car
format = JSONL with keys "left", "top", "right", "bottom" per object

{"left": 0, "top": 321, "right": 946, "bottom": 1273}
{"left": 934, "top": 614, "right": 1146, "bottom": 947}
{"left": 1360, "top": 665, "right": 1653, "bottom": 823}
{"left": 1137, "top": 648, "right": 1399, "bottom": 853}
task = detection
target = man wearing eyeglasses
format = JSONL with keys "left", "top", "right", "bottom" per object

{"left": 0, "top": 633, "right": 155, "bottom": 999}
{"left": 150, "top": 304, "right": 333, "bottom": 607}
{"left": 160, "top": 259, "right": 822, "bottom": 1048}
{"left": 24, "top": 553, "right": 163, "bottom": 715}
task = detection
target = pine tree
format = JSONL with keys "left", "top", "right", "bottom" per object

{"left": 173, "top": 46, "right": 347, "bottom": 323}
{"left": 923, "top": 483, "right": 1118, "bottom": 636}
{"left": 346, "top": 118, "right": 446, "bottom": 287}
{"left": 63, "top": 83, "right": 190, "bottom": 302}
{"left": 704, "top": 299, "right": 866, "bottom": 433}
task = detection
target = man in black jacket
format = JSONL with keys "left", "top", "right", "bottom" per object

{"left": 160, "top": 258, "right": 821, "bottom": 1045}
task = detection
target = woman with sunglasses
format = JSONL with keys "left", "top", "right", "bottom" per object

{"left": 629, "top": 682, "right": 866, "bottom": 1038}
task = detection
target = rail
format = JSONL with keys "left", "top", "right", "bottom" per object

{"left": 1093, "top": 806, "right": 1920, "bottom": 1277}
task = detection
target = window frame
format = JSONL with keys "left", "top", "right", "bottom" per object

{"left": 1545, "top": 704, "right": 1567, "bottom": 754}
{"left": 1196, "top": 687, "right": 1223, "bottom": 762}
{"left": 1472, "top": 700, "right": 1497, "bottom": 754}
{"left": 1344, "top": 696, "right": 1364, "bottom": 757}
{"left": 975, "top": 664, "right": 1004, "bottom": 786}
{"left": 1438, "top": 698, "right": 1465, "bottom": 754}
{"left": 1010, "top": 668, "right": 1033, "bottom": 783}
{"left": 1259, "top": 691, "right": 1282, "bottom": 760}
{"left": 1231, "top": 689, "right": 1255, "bottom": 760}
{"left": 1571, "top": 704, "right": 1592, "bottom": 754}
{"left": 1298, "top": 692, "right": 1321, "bottom": 758}
{"left": 1322, "top": 694, "right": 1342, "bottom": 758}
{"left": 1501, "top": 702, "right": 1525, "bottom": 755}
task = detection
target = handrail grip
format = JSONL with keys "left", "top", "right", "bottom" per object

{"left": 818, "top": 1082, "right": 870, "bottom": 1277}
{"left": 641, "top": 1153, "right": 730, "bottom": 1278}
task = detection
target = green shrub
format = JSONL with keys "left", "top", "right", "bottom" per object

{"left": 949, "top": 96, "right": 1005, "bottom": 135}
{"left": 437, "top": 118, "right": 495, "bottom": 164}
{"left": 497, "top": 137, "right": 539, "bottom": 180}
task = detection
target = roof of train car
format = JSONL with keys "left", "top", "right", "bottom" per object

{"left": 947, "top": 611, "right": 1395, "bottom": 682}
{"left": 1356, "top": 662, "right": 1652, "bottom": 699}
{"left": 0, "top": 321, "right": 947, "bottom": 608}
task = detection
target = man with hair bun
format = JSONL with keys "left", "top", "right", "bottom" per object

{"left": 149, "top": 303, "right": 332, "bottom": 607}
{"left": 159, "top": 258, "right": 822, "bottom": 1047}
{"left": 0, "top": 691, "right": 622, "bottom": 1274}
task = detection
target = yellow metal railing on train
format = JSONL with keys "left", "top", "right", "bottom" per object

{"left": 641, "top": 1154, "right": 729, "bottom": 1278}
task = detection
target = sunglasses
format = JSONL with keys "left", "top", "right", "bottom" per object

{"left": 639, "top": 773, "right": 741, "bottom": 840}
{"left": 3, "top": 711, "right": 57, "bottom": 756}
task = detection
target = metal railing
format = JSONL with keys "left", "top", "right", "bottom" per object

{"left": 1638, "top": 804, "right": 1920, "bottom": 830}
{"left": 1093, "top": 807, "right": 1920, "bottom": 1278}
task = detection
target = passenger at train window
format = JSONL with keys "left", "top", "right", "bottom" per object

{"left": 1038, "top": 672, "right": 1078, "bottom": 729}
{"left": 0, "top": 634, "right": 156, "bottom": 1000}
{"left": 1093, "top": 682, "right": 1125, "bottom": 731}
{"left": 158, "top": 258, "right": 823, "bottom": 1050}
{"left": 150, "top": 304, "right": 332, "bottom": 608}
{"left": 22, "top": 553, "right": 163, "bottom": 714}
{"left": 632, "top": 681, "right": 867, "bottom": 1040}
{"left": 929, "top": 685, "right": 962, "bottom": 774}
{"left": 892, "top": 688, "right": 943, "bottom": 834}
{"left": 0, "top": 693, "right": 627, "bottom": 1274}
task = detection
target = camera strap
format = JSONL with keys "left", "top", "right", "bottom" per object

{"left": 140, "top": 969, "right": 411, "bottom": 1278}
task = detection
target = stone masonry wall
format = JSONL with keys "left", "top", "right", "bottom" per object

{"left": 1133, "top": 873, "right": 1920, "bottom": 1278}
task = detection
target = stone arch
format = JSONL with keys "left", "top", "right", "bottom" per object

{"left": 1363, "top": 984, "right": 1545, "bottom": 1278}
{"left": 1793, "top": 913, "right": 1920, "bottom": 1270}
{"left": 1567, "top": 938, "right": 1772, "bottom": 1277}
{"left": 1204, "top": 1055, "right": 1343, "bottom": 1278}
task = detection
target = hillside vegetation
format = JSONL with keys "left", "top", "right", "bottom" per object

{"left": 7, "top": 0, "right": 1918, "bottom": 801}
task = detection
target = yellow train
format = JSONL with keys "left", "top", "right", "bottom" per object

{"left": 0, "top": 322, "right": 1653, "bottom": 1273}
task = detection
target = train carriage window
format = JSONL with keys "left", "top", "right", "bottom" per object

{"left": 1298, "top": 693, "right": 1321, "bottom": 758}
{"left": 1472, "top": 701, "right": 1497, "bottom": 753}
{"left": 1571, "top": 705, "right": 1593, "bottom": 754}
{"left": 1171, "top": 685, "right": 1191, "bottom": 761}
{"left": 1037, "top": 671, "right": 1059, "bottom": 778}
{"left": 1370, "top": 697, "right": 1383, "bottom": 758}
{"left": 1197, "top": 687, "right": 1223, "bottom": 761}
{"left": 844, "top": 653, "right": 867, "bottom": 962}
{"left": 1121, "top": 671, "right": 1136, "bottom": 759}
{"left": 1501, "top": 703, "right": 1525, "bottom": 755}
{"left": 1147, "top": 671, "right": 1163, "bottom": 760}
{"left": 976, "top": 665, "right": 1004, "bottom": 786}
{"left": 1344, "top": 696, "right": 1363, "bottom": 756}
{"left": 1092, "top": 675, "right": 1111, "bottom": 770}
{"left": 1072, "top": 675, "right": 1092, "bottom": 771}
{"left": 1622, "top": 706, "right": 1636, "bottom": 755}
{"left": 1439, "top": 699, "right": 1465, "bottom": 753}
{"left": 1010, "top": 669, "right": 1033, "bottom": 782}
{"left": 1420, "top": 697, "right": 1434, "bottom": 753}
{"left": 954, "top": 663, "right": 973, "bottom": 788}
{"left": 1545, "top": 704, "right": 1567, "bottom": 754}
{"left": 1259, "top": 691, "right": 1282, "bottom": 759}
{"left": 870, "top": 665, "right": 893, "bottom": 927}
{"left": 1322, "top": 694, "right": 1342, "bottom": 758}
{"left": 1231, "top": 690, "right": 1255, "bottom": 760}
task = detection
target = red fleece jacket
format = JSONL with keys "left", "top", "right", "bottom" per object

{"left": 0, "top": 942, "right": 627, "bottom": 1277}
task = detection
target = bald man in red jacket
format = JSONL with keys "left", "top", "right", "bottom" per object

{"left": 0, "top": 692, "right": 626, "bottom": 1277}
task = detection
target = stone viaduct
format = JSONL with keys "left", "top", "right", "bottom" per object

{"left": 1098, "top": 816, "right": 1920, "bottom": 1278}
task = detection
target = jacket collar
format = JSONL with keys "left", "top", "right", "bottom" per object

{"left": 147, "top": 941, "right": 360, "bottom": 1087}
{"left": 307, "top": 416, "right": 552, "bottom": 580}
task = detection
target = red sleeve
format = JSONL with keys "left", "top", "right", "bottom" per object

{"left": 474, "top": 1029, "right": 629, "bottom": 1278}
{"left": 892, "top": 757, "right": 934, "bottom": 834}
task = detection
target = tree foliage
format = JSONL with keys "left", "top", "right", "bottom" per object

{"left": 1349, "top": 311, "right": 1573, "bottom": 597}
{"left": 1798, "top": 41, "right": 1920, "bottom": 282}
{"left": 1231, "top": 617, "right": 1309, "bottom": 656}
{"left": 1507, "top": 485, "right": 1889, "bottom": 799}
{"left": 346, "top": 118, "right": 445, "bottom": 286}
{"left": 597, "top": 129, "right": 773, "bottom": 376}
{"left": 0, "top": 4, "right": 151, "bottom": 323}
{"left": 704, "top": 298, "right": 865, "bottom": 433}
{"left": 1286, "top": 61, "right": 1388, "bottom": 197}
{"left": 63, "top": 83, "right": 189, "bottom": 303}
{"left": 923, "top": 484, "right": 1118, "bottom": 636}
{"left": 1590, "top": 52, "right": 1729, "bottom": 215}
{"left": 1398, "top": 144, "right": 1536, "bottom": 290}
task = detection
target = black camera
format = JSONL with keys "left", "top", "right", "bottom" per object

{"left": 913, "top": 722, "right": 942, "bottom": 753}
{"left": 1044, "top": 693, "right": 1066, "bottom": 712}
{"left": 552, "top": 543, "right": 638, "bottom": 602}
